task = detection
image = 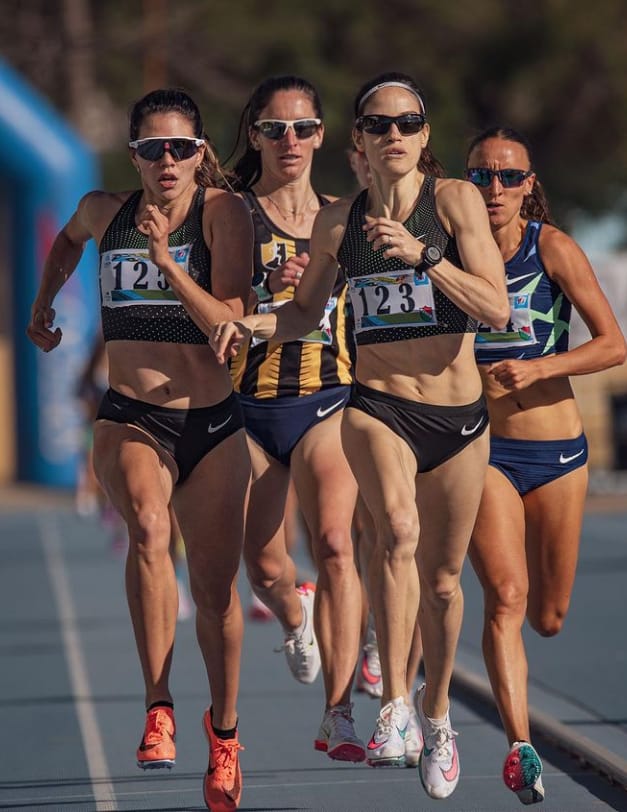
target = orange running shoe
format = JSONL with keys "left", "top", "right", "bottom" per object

{"left": 136, "top": 706, "right": 176, "bottom": 769}
{"left": 202, "top": 709, "right": 244, "bottom": 811}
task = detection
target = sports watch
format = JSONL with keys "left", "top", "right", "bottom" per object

{"left": 415, "top": 244, "right": 443, "bottom": 273}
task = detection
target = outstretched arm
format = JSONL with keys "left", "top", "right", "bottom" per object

{"left": 26, "top": 191, "right": 101, "bottom": 352}
{"left": 488, "top": 226, "right": 626, "bottom": 391}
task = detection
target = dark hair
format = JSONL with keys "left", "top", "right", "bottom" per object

{"left": 353, "top": 72, "right": 445, "bottom": 178}
{"left": 466, "top": 126, "right": 555, "bottom": 225}
{"left": 227, "top": 75, "right": 323, "bottom": 191}
{"left": 128, "top": 88, "right": 232, "bottom": 189}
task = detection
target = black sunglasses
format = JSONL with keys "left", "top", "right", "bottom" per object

{"left": 466, "top": 168, "right": 533, "bottom": 188}
{"left": 355, "top": 113, "right": 426, "bottom": 136}
{"left": 253, "top": 118, "right": 322, "bottom": 140}
{"left": 128, "top": 137, "right": 204, "bottom": 161}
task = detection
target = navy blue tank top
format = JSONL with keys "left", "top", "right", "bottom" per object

{"left": 475, "top": 221, "right": 571, "bottom": 363}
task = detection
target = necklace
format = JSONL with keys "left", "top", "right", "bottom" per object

{"left": 262, "top": 190, "right": 318, "bottom": 219}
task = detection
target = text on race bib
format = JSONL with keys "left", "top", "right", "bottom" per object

{"left": 100, "top": 245, "right": 192, "bottom": 307}
{"left": 348, "top": 269, "right": 437, "bottom": 333}
{"left": 476, "top": 292, "right": 538, "bottom": 349}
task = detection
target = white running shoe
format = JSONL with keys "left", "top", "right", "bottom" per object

{"left": 503, "top": 741, "right": 545, "bottom": 805}
{"left": 281, "top": 582, "right": 320, "bottom": 684}
{"left": 404, "top": 702, "right": 423, "bottom": 767}
{"left": 366, "top": 697, "right": 409, "bottom": 767}
{"left": 414, "top": 683, "right": 460, "bottom": 799}
{"left": 314, "top": 703, "right": 366, "bottom": 762}
{"left": 355, "top": 614, "right": 383, "bottom": 698}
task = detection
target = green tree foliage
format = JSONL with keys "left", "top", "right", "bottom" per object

{"left": 2, "top": 0, "right": 626, "bottom": 228}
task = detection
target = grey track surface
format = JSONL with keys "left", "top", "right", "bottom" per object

{"left": 1, "top": 485, "right": 626, "bottom": 811}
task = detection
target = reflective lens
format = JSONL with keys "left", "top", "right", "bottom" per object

{"left": 128, "top": 137, "right": 204, "bottom": 161}
{"left": 253, "top": 118, "right": 321, "bottom": 140}
{"left": 355, "top": 113, "right": 426, "bottom": 135}
{"left": 466, "top": 168, "right": 532, "bottom": 188}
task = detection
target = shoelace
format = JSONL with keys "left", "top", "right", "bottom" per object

{"left": 145, "top": 710, "right": 173, "bottom": 744}
{"left": 212, "top": 738, "right": 245, "bottom": 782}
{"left": 274, "top": 632, "right": 311, "bottom": 655}
{"left": 373, "top": 704, "right": 401, "bottom": 739}
{"left": 275, "top": 613, "right": 312, "bottom": 657}
{"left": 328, "top": 705, "right": 357, "bottom": 738}
{"left": 425, "top": 723, "right": 458, "bottom": 762}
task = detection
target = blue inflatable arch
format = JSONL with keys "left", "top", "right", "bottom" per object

{"left": 0, "top": 59, "right": 99, "bottom": 486}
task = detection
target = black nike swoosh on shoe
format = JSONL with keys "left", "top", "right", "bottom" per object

{"left": 139, "top": 735, "right": 175, "bottom": 751}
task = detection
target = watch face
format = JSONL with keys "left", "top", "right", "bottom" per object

{"left": 425, "top": 245, "right": 442, "bottom": 265}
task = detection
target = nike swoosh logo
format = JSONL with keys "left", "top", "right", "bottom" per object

{"left": 207, "top": 415, "right": 233, "bottom": 434}
{"left": 360, "top": 664, "right": 381, "bottom": 685}
{"left": 506, "top": 271, "right": 538, "bottom": 287}
{"left": 442, "top": 744, "right": 459, "bottom": 782}
{"left": 461, "top": 418, "right": 484, "bottom": 436}
{"left": 559, "top": 449, "right": 585, "bottom": 464}
{"left": 416, "top": 233, "right": 427, "bottom": 241}
{"left": 139, "top": 739, "right": 173, "bottom": 752}
{"left": 316, "top": 399, "right": 345, "bottom": 419}
{"left": 139, "top": 731, "right": 175, "bottom": 751}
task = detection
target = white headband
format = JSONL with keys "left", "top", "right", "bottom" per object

{"left": 357, "top": 81, "right": 426, "bottom": 115}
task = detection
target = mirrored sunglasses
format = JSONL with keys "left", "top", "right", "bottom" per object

{"left": 253, "top": 118, "right": 322, "bottom": 140}
{"left": 466, "top": 168, "right": 532, "bottom": 188}
{"left": 355, "top": 113, "right": 426, "bottom": 136}
{"left": 128, "top": 137, "right": 204, "bottom": 161}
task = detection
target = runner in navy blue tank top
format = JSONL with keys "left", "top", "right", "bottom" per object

{"left": 27, "top": 89, "right": 253, "bottom": 810}
{"left": 466, "top": 126, "right": 626, "bottom": 805}
{"left": 210, "top": 72, "right": 510, "bottom": 801}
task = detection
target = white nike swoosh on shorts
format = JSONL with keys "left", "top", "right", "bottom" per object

{"left": 460, "top": 418, "right": 484, "bottom": 436}
{"left": 559, "top": 449, "right": 585, "bottom": 464}
{"left": 316, "top": 399, "right": 345, "bottom": 419}
{"left": 207, "top": 415, "right": 233, "bottom": 434}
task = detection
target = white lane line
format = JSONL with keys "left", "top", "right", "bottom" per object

{"left": 39, "top": 515, "right": 118, "bottom": 811}
{"left": 0, "top": 766, "right": 587, "bottom": 807}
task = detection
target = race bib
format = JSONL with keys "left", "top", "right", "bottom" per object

{"left": 348, "top": 269, "right": 437, "bottom": 333}
{"left": 253, "top": 296, "right": 337, "bottom": 346}
{"left": 100, "top": 245, "right": 191, "bottom": 307}
{"left": 476, "top": 292, "right": 537, "bottom": 349}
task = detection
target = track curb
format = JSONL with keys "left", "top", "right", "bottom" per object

{"left": 453, "top": 663, "right": 627, "bottom": 791}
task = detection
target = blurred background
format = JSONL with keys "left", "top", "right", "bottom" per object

{"left": 0, "top": 0, "right": 626, "bottom": 488}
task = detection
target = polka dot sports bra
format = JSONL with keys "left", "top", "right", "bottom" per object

{"left": 98, "top": 187, "right": 212, "bottom": 344}
{"left": 337, "top": 176, "right": 476, "bottom": 346}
